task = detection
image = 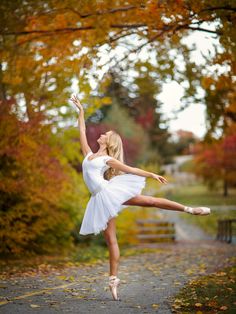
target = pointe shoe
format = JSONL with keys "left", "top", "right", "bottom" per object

{"left": 184, "top": 206, "right": 211, "bottom": 215}
{"left": 109, "top": 275, "right": 121, "bottom": 301}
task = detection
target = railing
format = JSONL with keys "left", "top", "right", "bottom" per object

{"left": 216, "top": 219, "right": 236, "bottom": 243}
{"left": 136, "top": 219, "right": 175, "bottom": 243}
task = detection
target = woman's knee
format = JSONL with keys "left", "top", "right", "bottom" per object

{"left": 124, "top": 195, "right": 158, "bottom": 207}
{"left": 104, "top": 232, "right": 118, "bottom": 246}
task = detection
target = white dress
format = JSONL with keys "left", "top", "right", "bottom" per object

{"left": 79, "top": 151, "right": 146, "bottom": 235}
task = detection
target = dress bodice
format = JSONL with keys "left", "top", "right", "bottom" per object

{"left": 82, "top": 151, "right": 112, "bottom": 196}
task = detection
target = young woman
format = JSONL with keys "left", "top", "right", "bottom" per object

{"left": 70, "top": 94, "right": 211, "bottom": 301}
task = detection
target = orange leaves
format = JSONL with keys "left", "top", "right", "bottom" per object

{"left": 0, "top": 109, "right": 79, "bottom": 255}
{"left": 201, "top": 76, "right": 215, "bottom": 89}
{"left": 3, "top": 75, "right": 22, "bottom": 85}
{"left": 172, "top": 264, "right": 236, "bottom": 313}
{"left": 54, "top": 14, "right": 69, "bottom": 29}
{"left": 146, "top": 1, "right": 159, "bottom": 14}
{"left": 25, "top": 15, "right": 44, "bottom": 31}
{"left": 2, "top": 0, "right": 234, "bottom": 117}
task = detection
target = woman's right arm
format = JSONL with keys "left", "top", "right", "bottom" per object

{"left": 70, "top": 95, "right": 92, "bottom": 157}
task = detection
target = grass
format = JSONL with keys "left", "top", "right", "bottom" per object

{"left": 163, "top": 182, "right": 236, "bottom": 206}
{"left": 171, "top": 259, "right": 236, "bottom": 314}
{"left": 160, "top": 181, "right": 236, "bottom": 236}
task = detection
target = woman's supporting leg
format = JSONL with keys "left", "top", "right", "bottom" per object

{"left": 103, "top": 217, "right": 120, "bottom": 276}
{"left": 123, "top": 194, "right": 185, "bottom": 211}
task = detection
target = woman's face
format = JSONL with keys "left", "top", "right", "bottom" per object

{"left": 97, "top": 131, "right": 112, "bottom": 146}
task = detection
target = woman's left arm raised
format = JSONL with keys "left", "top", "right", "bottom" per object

{"left": 70, "top": 94, "right": 92, "bottom": 157}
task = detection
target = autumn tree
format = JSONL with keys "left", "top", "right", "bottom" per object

{"left": 1, "top": 0, "right": 235, "bottom": 254}
{"left": 132, "top": 63, "right": 175, "bottom": 164}
{"left": 1, "top": 0, "right": 235, "bottom": 129}
{"left": 97, "top": 68, "right": 175, "bottom": 163}
{"left": 94, "top": 71, "right": 159, "bottom": 163}
{"left": 193, "top": 130, "right": 236, "bottom": 196}
{"left": 103, "top": 100, "right": 153, "bottom": 164}
{"left": 0, "top": 101, "right": 84, "bottom": 254}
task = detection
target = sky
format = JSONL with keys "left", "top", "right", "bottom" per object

{"left": 158, "top": 81, "right": 207, "bottom": 139}
{"left": 157, "top": 27, "right": 219, "bottom": 139}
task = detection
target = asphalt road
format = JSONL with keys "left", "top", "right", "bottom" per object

{"left": 0, "top": 240, "right": 235, "bottom": 314}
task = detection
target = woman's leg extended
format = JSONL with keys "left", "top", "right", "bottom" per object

{"left": 102, "top": 217, "right": 120, "bottom": 277}
{"left": 123, "top": 194, "right": 185, "bottom": 212}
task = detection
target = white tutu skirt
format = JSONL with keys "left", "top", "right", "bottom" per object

{"left": 79, "top": 173, "right": 146, "bottom": 235}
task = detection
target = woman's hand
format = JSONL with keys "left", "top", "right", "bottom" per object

{"left": 70, "top": 94, "right": 84, "bottom": 112}
{"left": 151, "top": 173, "right": 168, "bottom": 184}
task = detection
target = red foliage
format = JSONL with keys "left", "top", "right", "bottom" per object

{"left": 193, "top": 133, "right": 236, "bottom": 190}
{"left": 0, "top": 104, "right": 75, "bottom": 254}
{"left": 135, "top": 107, "right": 155, "bottom": 130}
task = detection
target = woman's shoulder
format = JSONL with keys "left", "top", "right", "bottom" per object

{"left": 84, "top": 151, "right": 93, "bottom": 158}
{"left": 103, "top": 155, "right": 116, "bottom": 166}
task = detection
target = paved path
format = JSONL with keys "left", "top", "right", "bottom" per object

{"left": 160, "top": 210, "right": 214, "bottom": 241}
{"left": 0, "top": 240, "right": 235, "bottom": 313}
{"left": 145, "top": 187, "right": 214, "bottom": 242}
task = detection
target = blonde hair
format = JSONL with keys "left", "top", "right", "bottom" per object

{"left": 104, "top": 130, "right": 125, "bottom": 180}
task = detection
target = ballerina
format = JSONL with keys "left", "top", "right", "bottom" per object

{"left": 70, "top": 94, "right": 211, "bottom": 301}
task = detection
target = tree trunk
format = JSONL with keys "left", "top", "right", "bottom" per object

{"left": 0, "top": 63, "right": 8, "bottom": 116}
{"left": 223, "top": 179, "right": 228, "bottom": 197}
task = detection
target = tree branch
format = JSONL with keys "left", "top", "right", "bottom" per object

{"left": 2, "top": 22, "right": 222, "bottom": 47}
{"left": 35, "top": 4, "right": 143, "bottom": 19}
{"left": 184, "top": 26, "right": 222, "bottom": 35}
{"left": 2, "top": 27, "right": 94, "bottom": 36}
{"left": 94, "top": 30, "right": 140, "bottom": 49}
{"left": 2, "top": 24, "right": 148, "bottom": 37}
{"left": 200, "top": 6, "right": 236, "bottom": 13}
{"left": 103, "top": 26, "right": 173, "bottom": 71}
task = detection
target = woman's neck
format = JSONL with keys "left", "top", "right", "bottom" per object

{"left": 95, "top": 147, "right": 108, "bottom": 155}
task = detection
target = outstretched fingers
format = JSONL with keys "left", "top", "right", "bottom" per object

{"left": 69, "top": 94, "right": 83, "bottom": 111}
{"left": 159, "top": 176, "right": 168, "bottom": 184}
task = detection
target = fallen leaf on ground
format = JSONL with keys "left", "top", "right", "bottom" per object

{"left": 30, "top": 304, "right": 40, "bottom": 308}
{"left": 220, "top": 306, "right": 228, "bottom": 310}
{"left": 152, "top": 303, "right": 159, "bottom": 308}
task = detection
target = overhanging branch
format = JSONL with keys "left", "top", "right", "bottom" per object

{"left": 200, "top": 6, "right": 236, "bottom": 13}
{"left": 184, "top": 26, "right": 222, "bottom": 35}
{"left": 2, "top": 21, "right": 222, "bottom": 38}
{"left": 2, "top": 24, "right": 147, "bottom": 37}
{"left": 35, "top": 4, "right": 143, "bottom": 19}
